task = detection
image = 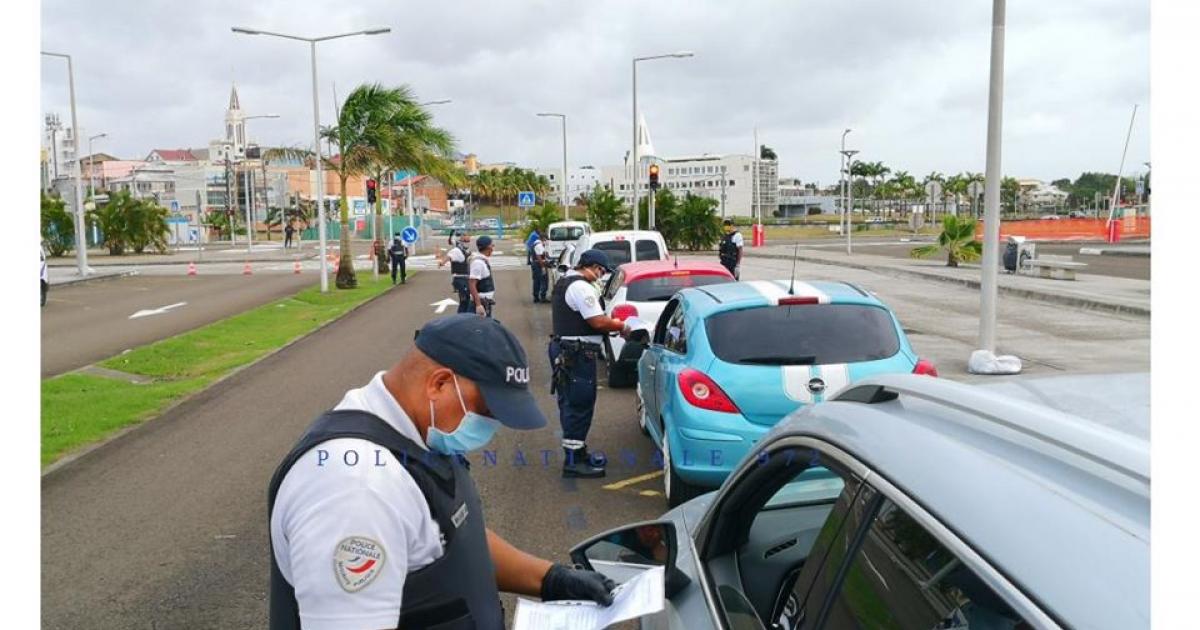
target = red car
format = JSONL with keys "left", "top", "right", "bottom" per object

{"left": 599, "top": 259, "right": 736, "bottom": 387}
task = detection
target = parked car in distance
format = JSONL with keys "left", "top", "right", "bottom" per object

{"left": 553, "top": 230, "right": 670, "bottom": 286}
{"left": 600, "top": 259, "right": 735, "bottom": 387}
{"left": 638, "top": 279, "right": 935, "bottom": 506}
{"left": 545, "top": 220, "right": 591, "bottom": 261}
{"left": 571, "top": 372, "right": 1149, "bottom": 630}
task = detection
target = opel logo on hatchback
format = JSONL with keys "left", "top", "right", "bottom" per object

{"left": 807, "top": 378, "right": 826, "bottom": 394}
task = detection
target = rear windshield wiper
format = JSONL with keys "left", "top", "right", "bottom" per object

{"left": 738, "top": 355, "right": 818, "bottom": 365}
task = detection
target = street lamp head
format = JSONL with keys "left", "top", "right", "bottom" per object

{"left": 421, "top": 99, "right": 452, "bottom": 106}
{"left": 672, "top": 51, "right": 695, "bottom": 58}
{"left": 363, "top": 27, "right": 391, "bottom": 35}
{"left": 536, "top": 112, "right": 563, "bottom": 118}
{"left": 231, "top": 26, "right": 260, "bottom": 35}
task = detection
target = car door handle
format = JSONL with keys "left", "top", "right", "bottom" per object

{"left": 647, "top": 365, "right": 656, "bottom": 373}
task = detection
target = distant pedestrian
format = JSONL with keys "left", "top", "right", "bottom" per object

{"left": 388, "top": 233, "right": 409, "bottom": 285}
{"left": 284, "top": 222, "right": 296, "bottom": 249}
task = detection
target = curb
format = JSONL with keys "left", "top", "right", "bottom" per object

{"left": 41, "top": 276, "right": 409, "bottom": 478}
{"left": 48, "top": 254, "right": 317, "bottom": 268}
{"left": 1078, "top": 247, "right": 1151, "bottom": 258}
{"left": 49, "top": 270, "right": 138, "bottom": 287}
{"left": 746, "top": 251, "right": 1150, "bottom": 318}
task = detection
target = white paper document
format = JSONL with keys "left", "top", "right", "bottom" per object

{"left": 513, "top": 565, "right": 665, "bottom": 630}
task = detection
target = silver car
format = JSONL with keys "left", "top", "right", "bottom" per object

{"left": 571, "top": 373, "right": 1149, "bottom": 629}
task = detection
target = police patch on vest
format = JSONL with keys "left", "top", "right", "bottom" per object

{"left": 334, "top": 536, "right": 386, "bottom": 593}
{"left": 452, "top": 502, "right": 469, "bottom": 529}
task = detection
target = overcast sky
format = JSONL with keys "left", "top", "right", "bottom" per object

{"left": 40, "top": 0, "right": 1149, "bottom": 184}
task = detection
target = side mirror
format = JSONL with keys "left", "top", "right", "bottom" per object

{"left": 569, "top": 520, "right": 692, "bottom": 599}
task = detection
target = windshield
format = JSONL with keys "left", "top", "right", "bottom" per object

{"left": 706, "top": 304, "right": 901, "bottom": 365}
{"left": 549, "top": 226, "right": 585, "bottom": 240}
{"left": 626, "top": 274, "right": 732, "bottom": 302}
{"left": 594, "top": 240, "right": 632, "bottom": 266}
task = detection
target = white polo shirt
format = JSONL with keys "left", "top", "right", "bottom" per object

{"left": 271, "top": 372, "right": 444, "bottom": 630}
{"left": 560, "top": 270, "right": 604, "bottom": 345}
{"left": 532, "top": 240, "right": 546, "bottom": 259}
{"left": 446, "top": 246, "right": 468, "bottom": 274}
{"left": 469, "top": 254, "right": 495, "bottom": 300}
{"left": 731, "top": 232, "right": 745, "bottom": 249}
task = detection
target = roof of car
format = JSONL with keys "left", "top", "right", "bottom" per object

{"left": 770, "top": 372, "right": 1149, "bottom": 628}
{"left": 586, "top": 230, "right": 666, "bottom": 242}
{"left": 616, "top": 259, "right": 733, "bottom": 282}
{"left": 678, "top": 279, "right": 886, "bottom": 312}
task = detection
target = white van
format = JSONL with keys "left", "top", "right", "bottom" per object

{"left": 545, "top": 221, "right": 591, "bottom": 260}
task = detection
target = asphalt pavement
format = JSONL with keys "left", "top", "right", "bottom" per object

{"left": 41, "top": 273, "right": 317, "bottom": 378}
{"left": 41, "top": 267, "right": 661, "bottom": 629}
{"left": 40, "top": 255, "right": 1150, "bottom": 628}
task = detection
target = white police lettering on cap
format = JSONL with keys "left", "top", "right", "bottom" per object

{"left": 505, "top": 366, "right": 530, "bottom": 384}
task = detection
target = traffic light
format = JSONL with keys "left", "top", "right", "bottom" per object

{"left": 648, "top": 164, "right": 660, "bottom": 190}
{"left": 366, "top": 179, "right": 377, "bottom": 204}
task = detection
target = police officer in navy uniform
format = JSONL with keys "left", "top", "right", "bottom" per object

{"left": 439, "top": 231, "right": 473, "bottom": 313}
{"left": 269, "top": 315, "right": 616, "bottom": 629}
{"left": 549, "top": 249, "right": 630, "bottom": 478}
{"left": 388, "top": 232, "right": 409, "bottom": 285}
{"left": 718, "top": 219, "right": 744, "bottom": 279}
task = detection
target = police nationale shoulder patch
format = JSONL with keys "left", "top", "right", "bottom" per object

{"left": 334, "top": 536, "right": 385, "bottom": 593}
{"left": 585, "top": 296, "right": 596, "bottom": 307}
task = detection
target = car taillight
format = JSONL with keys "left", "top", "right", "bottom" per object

{"left": 913, "top": 358, "right": 939, "bottom": 377}
{"left": 678, "top": 368, "right": 740, "bottom": 413}
{"left": 778, "top": 296, "right": 820, "bottom": 306}
{"left": 612, "top": 304, "right": 639, "bottom": 321}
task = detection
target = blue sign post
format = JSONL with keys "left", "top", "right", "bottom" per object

{"left": 401, "top": 226, "right": 419, "bottom": 245}
{"left": 518, "top": 191, "right": 536, "bottom": 208}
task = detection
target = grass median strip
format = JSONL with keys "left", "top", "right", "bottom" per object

{"left": 41, "top": 276, "right": 400, "bottom": 467}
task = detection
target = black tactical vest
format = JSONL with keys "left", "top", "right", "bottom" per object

{"left": 473, "top": 256, "right": 495, "bottom": 294}
{"left": 719, "top": 231, "right": 740, "bottom": 264}
{"left": 268, "top": 410, "right": 503, "bottom": 630}
{"left": 551, "top": 275, "right": 598, "bottom": 337}
{"left": 450, "top": 245, "right": 470, "bottom": 276}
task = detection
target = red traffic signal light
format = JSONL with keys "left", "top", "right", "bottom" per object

{"left": 366, "top": 179, "right": 377, "bottom": 203}
{"left": 648, "top": 164, "right": 660, "bottom": 190}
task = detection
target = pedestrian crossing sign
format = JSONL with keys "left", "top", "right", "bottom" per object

{"left": 518, "top": 191, "right": 536, "bottom": 208}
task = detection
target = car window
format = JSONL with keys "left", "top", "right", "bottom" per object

{"left": 636, "top": 239, "right": 663, "bottom": 261}
{"left": 653, "top": 299, "right": 680, "bottom": 346}
{"left": 625, "top": 273, "right": 732, "bottom": 302}
{"left": 594, "top": 240, "right": 632, "bottom": 266}
{"left": 706, "top": 304, "right": 900, "bottom": 366}
{"left": 549, "top": 226, "right": 585, "bottom": 240}
{"left": 816, "top": 498, "right": 1031, "bottom": 629}
{"left": 603, "top": 270, "right": 625, "bottom": 301}
{"left": 663, "top": 305, "right": 687, "bottom": 354}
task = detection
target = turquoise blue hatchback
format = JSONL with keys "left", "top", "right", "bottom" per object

{"left": 635, "top": 279, "right": 937, "bottom": 506}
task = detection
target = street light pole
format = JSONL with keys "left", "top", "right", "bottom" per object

{"left": 978, "top": 0, "right": 1007, "bottom": 355}
{"left": 536, "top": 113, "right": 569, "bottom": 217}
{"left": 840, "top": 129, "right": 851, "bottom": 239}
{"left": 88, "top": 132, "right": 107, "bottom": 246}
{"left": 241, "top": 113, "right": 280, "bottom": 253}
{"left": 632, "top": 51, "right": 693, "bottom": 231}
{"left": 232, "top": 26, "right": 391, "bottom": 293}
{"left": 841, "top": 149, "right": 859, "bottom": 254}
{"left": 41, "top": 51, "right": 88, "bottom": 276}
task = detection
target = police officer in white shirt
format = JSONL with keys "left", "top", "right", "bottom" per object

{"left": 529, "top": 231, "right": 549, "bottom": 303}
{"left": 438, "top": 231, "right": 473, "bottom": 314}
{"left": 469, "top": 235, "right": 496, "bottom": 318}
{"left": 269, "top": 315, "right": 616, "bottom": 630}
{"left": 548, "top": 249, "right": 631, "bottom": 478}
{"left": 718, "top": 219, "right": 744, "bottom": 279}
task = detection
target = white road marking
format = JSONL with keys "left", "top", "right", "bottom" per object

{"left": 129, "top": 302, "right": 187, "bottom": 320}
{"left": 431, "top": 298, "right": 458, "bottom": 314}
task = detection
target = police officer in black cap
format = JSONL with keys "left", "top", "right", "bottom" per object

{"left": 269, "top": 315, "right": 616, "bottom": 629}
{"left": 549, "top": 249, "right": 630, "bottom": 478}
{"left": 469, "top": 235, "right": 497, "bottom": 318}
{"left": 439, "top": 231, "right": 473, "bottom": 313}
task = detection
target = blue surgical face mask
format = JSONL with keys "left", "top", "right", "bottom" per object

{"left": 426, "top": 375, "right": 500, "bottom": 455}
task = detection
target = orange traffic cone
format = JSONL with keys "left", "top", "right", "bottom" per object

{"left": 293, "top": 260, "right": 302, "bottom": 274}
{"left": 242, "top": 261, "right": 253, "bottom": 276}
{"left": 187, "top": 262, "right": 198, "bottom": 276}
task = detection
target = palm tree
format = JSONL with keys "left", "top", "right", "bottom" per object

{"left": 321, "top": 84, "right": 455, "bottom": 288}
{"left": 910, "top": 215, "right": 982, "bottom": 267}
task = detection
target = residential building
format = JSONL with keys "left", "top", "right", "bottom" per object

{"left": 1016, "top": 178, "right": 1069, "bottom": 208}
{"left": 108, "top": 163, "right": 177, "bottom": 204}
{"left": 392, "top": 175, "right": 449, "bottom": 213}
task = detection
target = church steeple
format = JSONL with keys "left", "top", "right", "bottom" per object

{"left": 228, "top": 84, "right": 241, "bottom": 111}
{"left": 225, "top": 82, "right": 245, "bottom": 155}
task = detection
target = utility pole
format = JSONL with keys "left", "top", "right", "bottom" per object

{"left": 978, "top": 0, "right": 1008, "bottom": 357}
{"left": 720, "top": 165, "right": 727, "bottom": 218}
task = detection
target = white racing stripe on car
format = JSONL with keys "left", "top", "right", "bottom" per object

{"left": 813, "top": 363, "right": 851, "bottom": 402}
{"left": 781, "top": 365, "right": 816, "bottom": 404}
{"left": 745, "top": 280, "right": 830, "bottom": 304}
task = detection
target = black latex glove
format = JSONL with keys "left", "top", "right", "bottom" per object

{"left": 540, "top": 563, "right": 617, "bottom": 606}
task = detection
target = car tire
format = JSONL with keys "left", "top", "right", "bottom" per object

{"left": 662, "top": 437, "right": 704, "bottom": 508}
{"left": 636, "top": 385, "right": 649, "bottom": 436}
{"left": 606, "top": 360, "right": 635, "bottom": 388}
